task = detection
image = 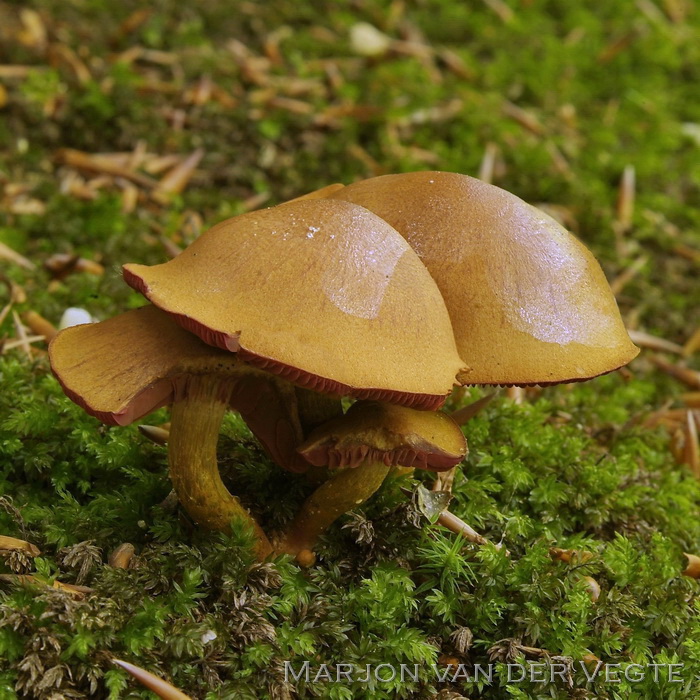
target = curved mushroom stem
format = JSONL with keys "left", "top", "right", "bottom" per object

{"left": 279, "top": 460, "right": 391, "bottom": 556}
{"left": 168, "top": 375, "right": 272, "bottom": 559}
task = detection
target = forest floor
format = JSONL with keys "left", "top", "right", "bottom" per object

{"left": 0, "top": 1, "right": 699, "bottom": 698}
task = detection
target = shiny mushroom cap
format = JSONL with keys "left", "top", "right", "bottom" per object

{"left": 330, "top": 171, "right": 639, "bottom": 386}
{"left": 123, "top": 198, "right": 466, "bottom": 409}
{"left": 297, "top": 400, "right": 467, "bottom": 472}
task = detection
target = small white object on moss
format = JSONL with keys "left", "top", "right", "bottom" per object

{"left": 58, "top": 307, "right": 94, "bottom": 329}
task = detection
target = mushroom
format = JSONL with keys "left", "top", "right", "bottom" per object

{"left": 280, "top": 400, "right": 467, "bottom": 556}
{"left": 51, "top": 198, "right": 466, "bottom": 558}
{"left": 330, "top": 171, "right": 639, "bottom": 385}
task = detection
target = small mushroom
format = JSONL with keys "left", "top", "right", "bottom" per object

{"left": 331, "top": 171, "right": 639, "bottom": 385}
{"left": 298, "top": 400, "right": 466, "bottom": 470}
{"left": 280, "top": 400, "right": 466, "bottom": 555}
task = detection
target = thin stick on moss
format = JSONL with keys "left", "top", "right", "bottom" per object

{"left": 436, "top": 510, "right": 490, "bottom": 547}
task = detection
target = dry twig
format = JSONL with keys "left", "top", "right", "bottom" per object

{"left": 0, "top": 535, "right": 41, "bottom": 557}
{"left": 437, "top": 510, "right": 490, "bottom": 546}
{"left": 651, "top": 356, "right": 700, "bottom": 390}
{"left": 0, "top": 241, "right": 35, "bottom": 270}
{"left": 627, "top": 329, "right": 683, "bottom": 354}
{"left": 112, "top": 659, "right": 192, "bottom": 700}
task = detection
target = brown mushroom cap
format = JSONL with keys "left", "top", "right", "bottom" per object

{"left": 330, "top": 171, "right": 639, "bottom": 385}
{"left": 49, "top": 304, "right": 239, "bottom": 426}
{"left": 49, "top": 304, "right": 308, "bottom": 471}
{"left": 297, "top": 400, "right": 467, "bottom": 471}
{"left": 123, "top": 198, "right": 466, "bottom": 409}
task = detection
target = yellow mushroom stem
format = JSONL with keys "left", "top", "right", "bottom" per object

{"left": 294, "top": 387, "right": 344, "bottom": 437}
{"left": 168, "top": 375, "right": 272, "bottom": 559}
{"left": 279, "top": 460, "right": 392, "bottom": 556}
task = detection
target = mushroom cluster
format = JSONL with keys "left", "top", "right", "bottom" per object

{"left": 50, "top": 172, "right": 638, "bottom": 560}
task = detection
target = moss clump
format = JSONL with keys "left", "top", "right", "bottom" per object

{"left": 2, "top": 357, "right": 700, "bottom": 698}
